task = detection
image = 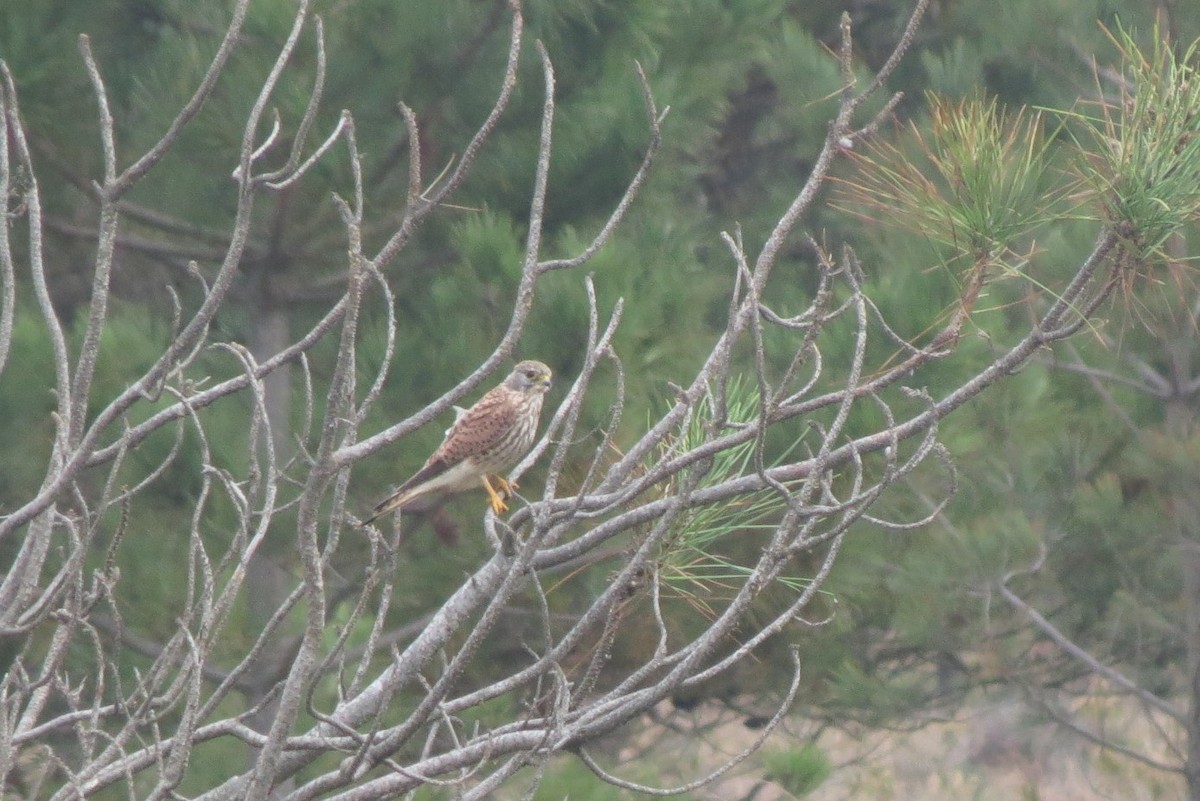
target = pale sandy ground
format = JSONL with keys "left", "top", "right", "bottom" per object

{"left": 608, "top": 692, "right": 1186, "bottom": 801}
{"left": 801, "top": 700, "right": 1183, "bottom": 801}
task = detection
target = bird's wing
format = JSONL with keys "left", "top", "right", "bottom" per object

{"left": 365, "top": 386, "right": 519, "bottom": 523}
{"left": 431, "top": 385, "right": 520, "bottom": 466}
{"left": 378, "top": 387, "right": 516, "bottom": 499}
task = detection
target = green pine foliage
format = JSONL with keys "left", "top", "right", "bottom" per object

{"left": 762, "top": 743, "right": 832, "bottom": 797}
{"left": 1068, "top": 26, "right": 1200, "bottom": 259}
{"left": 800, "top": 12, "right": 1200, "bottom": 768}
{"left": 7, "top": 0, "right": 1200, "bottom": 793}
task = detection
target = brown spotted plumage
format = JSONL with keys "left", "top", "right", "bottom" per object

{"left": 365, "top": 360, "right": 553, "bottom": 523}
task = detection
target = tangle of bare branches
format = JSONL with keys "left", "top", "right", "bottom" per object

{"left": 0, "top": 0, "right": 1163, "bottom": 798}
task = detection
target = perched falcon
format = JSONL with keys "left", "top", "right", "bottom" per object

{"left": 365, "top": 360, "right": 553, "bottom": 522}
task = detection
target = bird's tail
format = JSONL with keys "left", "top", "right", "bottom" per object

{"left": 362, "top": 460, "right": 450, "bottom": 525}
{"left": 363, "top": 488, "right": 414, "bottom": 525}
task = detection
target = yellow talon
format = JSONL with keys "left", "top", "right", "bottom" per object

{"left": 482, "top": 476, "right": 510, "bottom": 514}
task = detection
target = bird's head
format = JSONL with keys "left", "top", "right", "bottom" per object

{"left": 508, "top": 360, "right": 553, "bottom": 394}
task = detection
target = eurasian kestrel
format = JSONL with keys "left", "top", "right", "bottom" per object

{"left": 365, "top": 360, "right": 553, "bottom": 523}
